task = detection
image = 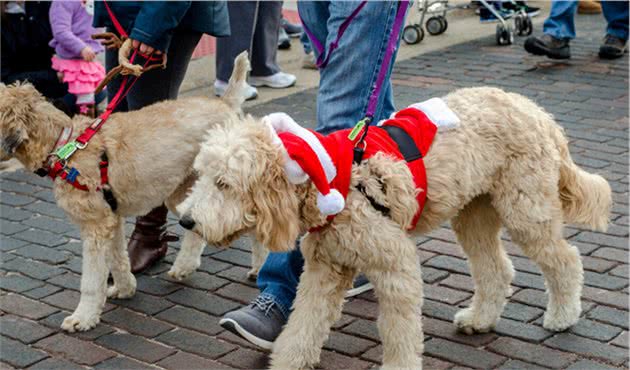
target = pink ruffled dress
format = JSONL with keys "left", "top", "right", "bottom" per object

{"left": 51, "top": 57, "right": 105, "bottom": 95}
{"left": 49, "top": 0, "right": 105, "bottom": 96}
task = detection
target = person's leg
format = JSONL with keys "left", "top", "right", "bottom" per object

{"left": 248, "top": 1, "right": 296, "bottom": 88}
{"left": 256, "top": 248, "right": 304, "bottom": 316}
{"left": 542, "top": 0, "right": 578, "bottom": 40}
{"left": 601, "top": 1, "right": 629, "bottom": 40}
{"left": 300, "top": 31, "right": 312, "bottom": 54}
{"left": 598, "top": 1, "right": 629, "bottom": 59}
{"left": 123, "top": 29, "right": 202, "bottom": 274}
{"left": 302, "top": 0, "right": 408, "bottom": 134}
{"left": 524, "top": 1, "right": 576, "bottom": 59}
{"left": 215, "top": 1, "right": 257, "bottom": 82}
{"left": 250, "top": 1, "right": 282, "bottom": 77}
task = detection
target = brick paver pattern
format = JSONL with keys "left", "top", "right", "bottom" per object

{"left": 1, "top": 14, "right": 627, "bottom": 370}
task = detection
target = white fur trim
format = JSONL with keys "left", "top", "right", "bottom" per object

{"left": 263, "top": 116, "right": 307, "bottom": 183}
{"left": 285, "top": 159, "right": 309, "bottom": 184}
{"left": 409, "top": 98, "right": 460, "bottom": 132}
{"left": 317, "top": 189, "right": 345, "bottom": 215}
{"left": 266, "top": 113, "right": 336, "bottom": 182}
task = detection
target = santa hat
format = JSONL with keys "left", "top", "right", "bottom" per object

{"left": 263, "top": 113, "right": 345, "bottom": 216}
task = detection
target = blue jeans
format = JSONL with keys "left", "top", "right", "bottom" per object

{"left": 544, "top": 0, "right": 628, "bottom": 41}
{"left": 256, "top": 0, "right": 408, "bottom": 317}
{"left": 300, "top": 31, "right": 312, "bottom": 54}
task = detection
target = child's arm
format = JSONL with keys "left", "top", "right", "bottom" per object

{"left": 49, "top": 1, "right": 89, "bottom": 57}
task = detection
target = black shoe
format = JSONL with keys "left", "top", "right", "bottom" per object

{"left": 503, "top": 1, "right": 540, "bottom": 17}
{"left": 599, "top": 34, "right": 628, "bottom": 60}
{"left": 219, "top": 295, "right": 287, "bottom": 350}
{"left": 524, "top": 34, "right": 571, "bottom": 59}
{"left": 281, "top": 18, "right": 302, "bottom": 38}
{"left": 278, "top": 28, "right": 291, "bottom": 50}
{"left": 345, "top": 274, "right": 374, "bottom": 298}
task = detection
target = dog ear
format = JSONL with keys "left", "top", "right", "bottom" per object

{"left": 0, "top": 83, "right": 38, "bottom": 155}
{"left": 365, "top": 153, "right": 419, "bottom": 229}
{"left": 252, "top": 157, "right": 300, "bottom": 253}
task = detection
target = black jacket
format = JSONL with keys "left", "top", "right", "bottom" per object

{"left": 1, "top": 1, "right": 67, "bottom": 98}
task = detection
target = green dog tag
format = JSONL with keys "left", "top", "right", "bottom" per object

{"left": 348, "top": 119, "right": 367, "bottom": 141}
{"left": 55, "top": 141, "right": 78, "bottom": 160}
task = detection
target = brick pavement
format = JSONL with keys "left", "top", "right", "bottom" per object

{"left": 1, "top": 14, "right": 628, "bottom": 370}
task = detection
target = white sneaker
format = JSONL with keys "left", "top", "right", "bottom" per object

{"left": 249, "top": 72, "right": 296, "bottom": 89}
{"left": 214, "top": 80, "right": 258, "bottom": 101}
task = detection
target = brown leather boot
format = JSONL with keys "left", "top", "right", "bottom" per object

{"left": 578, "top": 0, "right": 602, "bottom": 14}
{"left": 128, "top": 205, "right": 179, "bottom": 273}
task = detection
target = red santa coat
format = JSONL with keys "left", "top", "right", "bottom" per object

{"left": 277, "top": 107, "right": 437, "bottom": 229}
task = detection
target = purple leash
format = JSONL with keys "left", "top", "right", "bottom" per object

{"left": 300, "top": 0, "right": 410, "bottom": 160}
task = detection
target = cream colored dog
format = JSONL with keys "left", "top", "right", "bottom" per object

{"left": 178, "top": 87, "right": 611, "bottom": 369}
{"left": 0, "top": 53, "right": 267, "bottom": 332}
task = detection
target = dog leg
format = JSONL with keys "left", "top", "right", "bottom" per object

{"left": 168, "top": 230, "right": 205, "bottom": 280}
{"left": 106, "top": 217, "right": 136, "bottom": 299}
{"left": 365, "top": 240, "right": 424, "bottom": 370}
{"left": 452, "top": 195, "right": 514, "bottom": 334}
{"left": 511, "top": 230, "right": 582, "bottom": 331}
{"left": 248, "top": 237, "right": 269, "bottom": 280}
{"left": 269, "top": 255, "right": 354, "bottom": 370}
{"left": 61, "top": 233, "right": 110, "bottom": 332}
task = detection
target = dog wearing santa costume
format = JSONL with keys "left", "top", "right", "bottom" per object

{"left": 177, "top": 86, "right": 611, "bottom": 370}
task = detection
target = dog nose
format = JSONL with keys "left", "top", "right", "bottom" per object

{"left": 179, "top": 216, "right": 196, "bottom": 230}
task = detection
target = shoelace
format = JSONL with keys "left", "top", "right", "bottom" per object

{"left": 250, "top": 295, "right": 277, "bottom": 316}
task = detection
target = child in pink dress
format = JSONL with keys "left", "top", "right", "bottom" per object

{"left": 49, "top": 0, "right": 105, "bottom": 117}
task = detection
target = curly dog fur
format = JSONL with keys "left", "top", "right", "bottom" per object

{"left": 179, "top": 86, "right": 612, "bottom": 369}
{"left": 0, "top": 52, "right": 270, "bottom": 332}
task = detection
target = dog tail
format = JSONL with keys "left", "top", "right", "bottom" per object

{"left": 221, "top": 51, "right": 251, "bottom": 111}
{"left": 554, "top": 127, "right": 612, "bottom": 232}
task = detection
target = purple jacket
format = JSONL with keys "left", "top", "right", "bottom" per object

{"left": 49, "top": 0, "right": 103, "bottom": 59}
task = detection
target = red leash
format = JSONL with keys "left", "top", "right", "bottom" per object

{"left": 36, "top": 1, "right": 161, "bottom": 205}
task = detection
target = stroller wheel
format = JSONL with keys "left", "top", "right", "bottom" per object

{"left": 496, "top": 23, "right": 514, "bottom": 45}
{"left": 438, "top": 16, "right": 448, "bottom": 33}
{"left": 514, "top": 14, "right": 524, "bottom": 36}
{"left": 403, "top": 25, "right": 424, "bottom": 45}
{"left": 426, "top": 17, "right": 443, "bottom": 35}
{"left": 524, "top": 16, "right": 533, "bottom": 36}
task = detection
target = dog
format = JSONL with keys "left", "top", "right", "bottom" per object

{"left": 177, "top": 87, "right": 612, "bottom": 369}
{"left": 0, "top": 52, "right": 268, "bottom": 332}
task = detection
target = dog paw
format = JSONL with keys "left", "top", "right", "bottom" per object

{"left": 168, "top": 263, "right": 196, "bottom": 281}
{"left": 454, "top": 307, "right": 495, "bottom": 335}
{"left": 543, "top": 305, "right": 580, "bottom": 332}
{"left": 61, "top": 313, "right": 100, "bottom": 332}
{"left": 246, "top": 267, "right": 259, "bottom": 281}
{"left": 107, "top": 283, "right": 136, "bottom": 299}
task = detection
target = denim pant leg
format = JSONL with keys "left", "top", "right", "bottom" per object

{"left": 256, "top": 246, "right": 304, "bottom": 318}
{"left": 543, "top": 0, "right": 578, "bottom": 40}
{"left": 256, "top": 1, "right": 408, "bottom": 315}
{"left": 601, "top": 1, "right": 629, "bottom": 41}
{"left": 300, "top": 1, "right": 408, "bottom": 134}
{"left": 300, "top": 31, "right": 312, "bottom": 54}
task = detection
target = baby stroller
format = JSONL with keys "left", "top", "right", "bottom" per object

{"left": 403, "top": 0, "right": 533, "bottom": 46}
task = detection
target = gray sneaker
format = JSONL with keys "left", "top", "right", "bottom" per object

{"left": 219, "top": 295, "right": 287, "bottom": 350}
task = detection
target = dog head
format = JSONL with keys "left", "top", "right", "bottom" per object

{"left": 0, "top": 82, "right": 72, "bottom": 167}
{"left": 178, "top": 115, "right": 300, "bottom": 252}
{"left": 0, "top": 82, "right": 37, "bottom": 160}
